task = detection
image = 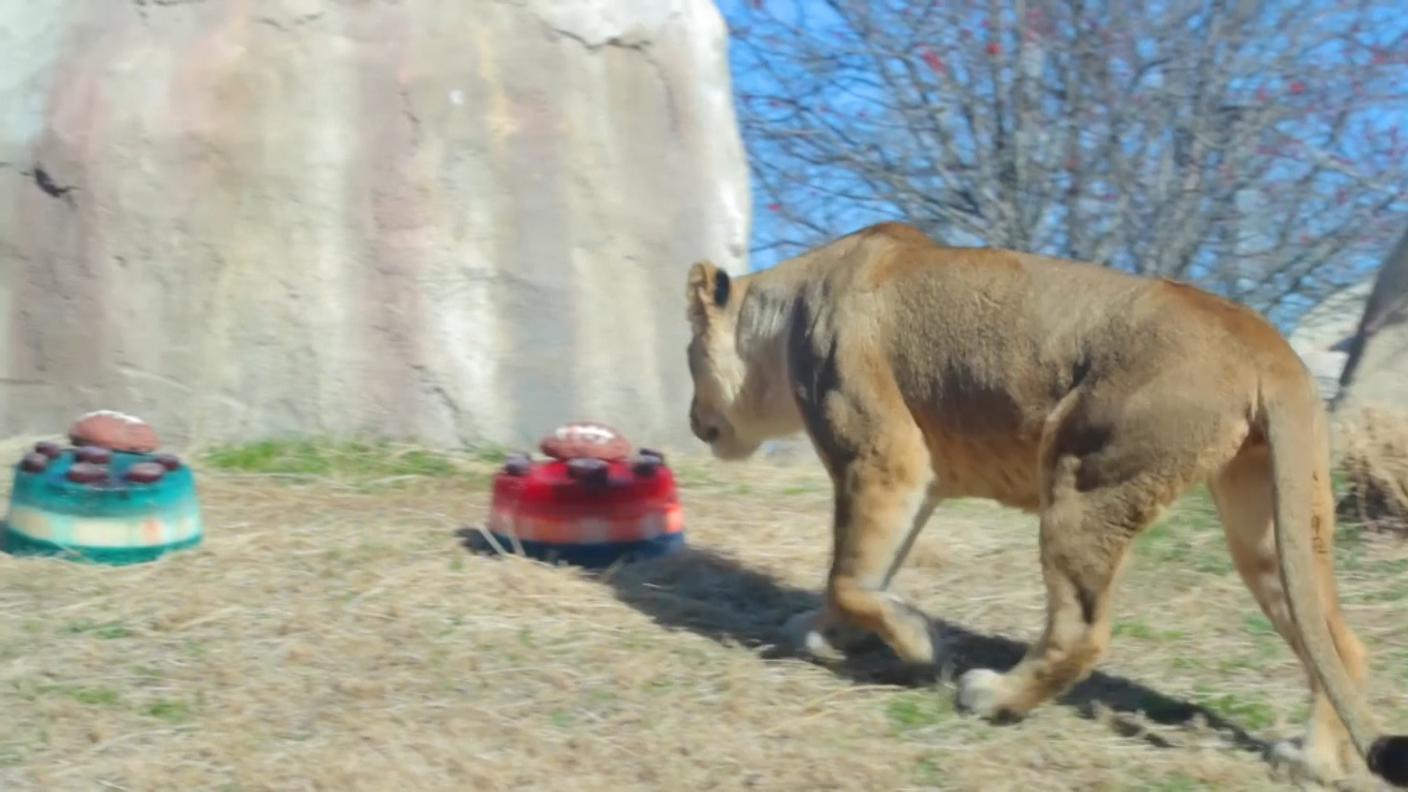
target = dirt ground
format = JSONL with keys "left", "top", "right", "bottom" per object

{"left": 3, "top": 443, "right": 1408, "bottom": 791}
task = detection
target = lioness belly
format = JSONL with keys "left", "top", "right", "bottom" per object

{"left": 922, "top": 426, "right": 1042, "bottom": 511}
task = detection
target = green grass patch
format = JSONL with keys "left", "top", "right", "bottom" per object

{"left": 913, "top": 754, "right": 946, "bottom": 786}
{"left": 203, "top": 439, "right": 456, "bottom": 476}
{"left": 1134, "top": 483, "right": 1376, "bottom": 579}
{"left": 1136, "top": 496, "right": 1232, "bottom": 576}
{"left": 32, "top": 684, "right": 124, "bottom": 708}
{"left": 1242, "top": 614, "right": 1278, "bottom": 637}
{"left": 62, "top": 619, "right": 133, "bottom": 640}
{"left": 0, "top": 744, "right": 25, "bottom": 768}
{"left": 1167, "top": 656, "right": 1208, "bottom": 672}
{"left": 885, "top": 692, "right": 954, "bottom": 732}
{"left": 1112, "top": 619, "right": 1187, "bottom": 642}
{"left": 1363, "top": 575, "right": 1408, "bottom": 604}
{"left": 1192, "top": 688, "right": 1276, "bottom": 731}
{"left": 143, "top": 697, "right": 196, "bottom": 723}
{"left": 1334, "top": 522, "right": 1369, "bottom": 571}
{"left": 200, "top": 438, "right": 501, "bottom": 485}
{"left": 1370, "top": 557, "right": 1408, "bottom": 575}
{"left": 582, "top": 687, "right": 616, "bottom": 707}
{"left": 549, "top": 710, "right": 574, "bottom": 728}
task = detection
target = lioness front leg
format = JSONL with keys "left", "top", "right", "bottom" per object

{"left": 788, "top": 458, "right": 940, "bottom": 666}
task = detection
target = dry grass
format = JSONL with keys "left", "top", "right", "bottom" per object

{"left": 3, "top": 440, "right": 1408, "bottom": 791}
{"left": 1337, "top": 406, "right": 1408, "bottom": 533}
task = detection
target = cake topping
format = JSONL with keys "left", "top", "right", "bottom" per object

{"left": 66, "top": 462, "right": 109, "bottom": 484}
{"left": 630, "top": 453, "right": 662, "bottom": 477}
{"left": 75, "top": 445, "right": 113, "bottom": 465}
{"left": 69, "top": 410, "right": 161, "bottom": 453}
{"left": 32, "top": 441, "right": 63, "bottom": 459}
{"left": 565, "top": 457, "right": 611, "bottom": 485}
{"left": 125, "top": 462, "right": 167, "bottom": 484}
{"left": 539, "top": 421, "right": 632, "bottom": 462}
{"left": 502, "top": 453, "right": 533, "bottom": 477}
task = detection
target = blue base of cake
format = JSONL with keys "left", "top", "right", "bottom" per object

{"left": 2, "top": 447, "right": 204, "bottom": 566}
{"left": 482, "top": 532, "right": 685, "bottom": 569}
{"left": 0, "top": 526, "right": 203, "bottom": 566}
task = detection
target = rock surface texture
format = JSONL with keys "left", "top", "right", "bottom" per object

{"left": 1336, "top": 227, "right": 1408, "bottom": 415}
{"left": 1288, "top": 278, "right": 1374, "bottom": 404}
{"left": 0, "top": 0, "right": 749, "bottom": 450}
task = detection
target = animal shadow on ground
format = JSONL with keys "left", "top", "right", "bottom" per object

{"left": 456, "top": 530, "right": 1270, "bottom": 759}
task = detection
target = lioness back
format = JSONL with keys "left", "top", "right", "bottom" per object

{"left": 779, "top": 223, "right": 1292, "bottom": 508}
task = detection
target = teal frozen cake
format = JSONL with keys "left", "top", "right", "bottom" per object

{"left": 1, "top": 411, "right": 204, "bottom": 565}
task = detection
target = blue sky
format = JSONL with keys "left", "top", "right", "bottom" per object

{"left": 716, "top": 0, "right": 844, "bottom": 273}
{"left": 712, "top": 0, "right": 1408, "bottom": 322}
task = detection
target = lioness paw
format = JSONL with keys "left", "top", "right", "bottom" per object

{"left": 1268, "top": 739, "right": 1359, "bottom": 790}
{"left": 781, "top": 608, "right": 883, "bottom": 661}
{"left": 781, "top": 609, "right": 846, "bottom": 662}
{"left": 955, "top": 668, "right": 1014, "bottom": 721}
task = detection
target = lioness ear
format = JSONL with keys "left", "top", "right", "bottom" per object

{"left": 686, "top": 260, "right": 732, "bottom": 324}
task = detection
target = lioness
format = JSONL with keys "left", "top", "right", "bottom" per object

{"left": 683, "top": 222, "right": 1408, "bottom": 786}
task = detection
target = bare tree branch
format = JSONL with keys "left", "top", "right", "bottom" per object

{"left": 732, "top": 0, "right": 1408, "bottom": 324}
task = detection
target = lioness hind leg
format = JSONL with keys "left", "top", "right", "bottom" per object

{"left": 788, "top": 451, "right": 941, "bottom": 666}
{"left": 956, "top": 472, "right": 1153, "bottom": 719}
{"left": 1212, "top": 445, "right": 1369, "bottom": 784}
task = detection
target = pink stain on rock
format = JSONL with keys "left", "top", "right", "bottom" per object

{"left": 351, "top": 3, "right": 430, "bottom": 435}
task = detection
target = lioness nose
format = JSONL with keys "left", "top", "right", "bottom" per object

{"left": 689, "top": 408, "right": 720, "bottom": 443}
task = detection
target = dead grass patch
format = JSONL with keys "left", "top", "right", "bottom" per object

{"left": 1337, "top": 406, "right": 1408, "bottom": 533}
{"left": 1, "top": 442, "right": 1405, "bottom": 790}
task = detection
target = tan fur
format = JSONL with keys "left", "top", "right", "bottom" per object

{"left": 683, "top": 222, "right": 1401, "bottom": 785}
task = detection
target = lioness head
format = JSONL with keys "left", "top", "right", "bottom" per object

{"left": 684, "top": 259, "right": 768, "bottom": 460}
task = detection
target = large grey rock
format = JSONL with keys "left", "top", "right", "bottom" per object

{"left": 0, "top": 0, "right": 749, "bottom": 451}
{"left": 1336, "top": 227, "right": 1408, "bottom": 414}
{"left": 1288, "top": 278, "right": 1374, "bottom": 404}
